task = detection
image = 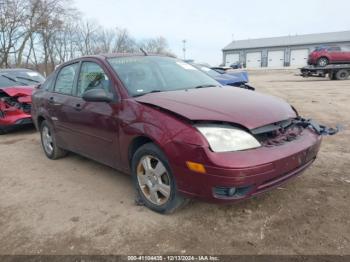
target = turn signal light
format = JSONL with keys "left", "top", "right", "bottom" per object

{"left": 186, "top": 161, "right": 206, "bottom": 174}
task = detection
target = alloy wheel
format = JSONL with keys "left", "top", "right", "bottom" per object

{"left": 136, "top": 155, "right": 171, "bottom": 206}
{"left": 318, "top": 58, "right": 328, "bottom": 67}
{"left": 42, "top": 126, "right": 53, "bottom": 155}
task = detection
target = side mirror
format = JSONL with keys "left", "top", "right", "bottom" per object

{"left": 82, "top": 89, "right": 114, "bottom": 103}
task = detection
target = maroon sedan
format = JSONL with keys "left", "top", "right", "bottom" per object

{"left": 31, "top": 54, "right": 322, "bottom": 213}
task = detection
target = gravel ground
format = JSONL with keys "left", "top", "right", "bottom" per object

{"left": 0, "top": 70, "right": 349, "bottom": 255}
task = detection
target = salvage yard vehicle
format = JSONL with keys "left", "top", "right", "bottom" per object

{"left": 211, "top": 66, "right": 236, "bottom": 74}
{"left": 31, "top": 54, "right": 337, "bottom": 214}
{"left": 308, "top": 46, "right": 350, "bottom": 67}
{"left": 191, "top": 63, "right": 254, "bottom": 90}
{"left": 0, "top": 68, "right": 45, "bottom": 134}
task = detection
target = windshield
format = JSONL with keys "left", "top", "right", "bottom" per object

{"left": 0, "top": 70, "right": 45, "bottom": 88}
{"left": 314, "top": 46, "right": 327, "bottom": 52}
{"left": 108, "top": 56, "right": 220, "bottom": 96}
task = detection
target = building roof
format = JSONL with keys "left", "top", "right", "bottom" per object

{"left": 223, "top": 31, "right": 350, "bottom": 51}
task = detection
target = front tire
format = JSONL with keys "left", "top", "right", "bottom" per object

{"left": 317, "top": 57, "right": 329, "bottom": 67}
{"left": 40, "top": 120, "right": 67, "bottom": 159}
{"left": 131, "top": 143, "right": 188, "bottom": 214}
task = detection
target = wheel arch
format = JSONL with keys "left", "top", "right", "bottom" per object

{"left": 128, "top": 135, "right": 157, "bottom": 167}
{"left": 37, "top": 115, "right": 46, "bottom": 128}
{"left": 317, "top": 56, "right": 329, "bottom": 62}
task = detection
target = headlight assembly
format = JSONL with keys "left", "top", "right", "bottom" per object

{"left": 195, "top": 124, "right": 261, "bottom": 152}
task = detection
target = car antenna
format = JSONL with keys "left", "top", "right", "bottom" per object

{"left": 140, "top": 48, "right": 148, "bottom": 56}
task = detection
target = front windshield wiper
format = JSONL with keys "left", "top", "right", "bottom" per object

{"left": 193, "top": 84, "right": 217, "bottom": 89}
{"left": 133, "top": 89, "right": 162, "bottom": 97}
{"left": 0, "top": 74, "right": 28, "bottom": 86}
{"left": 16, "top": 76, "right": 40, "bottom": 83}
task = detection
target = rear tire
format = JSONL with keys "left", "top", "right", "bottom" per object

{"left": 40, "top": 120, "right": 67, "bottom": 159}
{"left": 335, "top": 69, "right": 350, "bottom": 80}
{"left": 131, "top": 143, "right": 188, "bottom": 214}
{"left": 317, "top": 57, "right": 329, "bottom": 67}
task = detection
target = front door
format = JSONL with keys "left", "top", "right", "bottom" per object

{"left": 66, "top": 60, "right": 120, "bottom": 168}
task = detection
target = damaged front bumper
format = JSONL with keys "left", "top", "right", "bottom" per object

{"left": 169, "top": 116, "right": 340, "bottom": 202}
{"left": 0, "top": 95, "right": 33, "bottom": 133}
{"left": 293, "top": 117, "right": 341, "bottom": 136}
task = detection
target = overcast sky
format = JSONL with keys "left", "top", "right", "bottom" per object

{"left": 74, "top": 0, "right": 350, "bottom": 65}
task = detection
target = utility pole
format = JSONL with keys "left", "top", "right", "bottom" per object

{"left": 182, "top": 39, "right": 187, "bottom": 60}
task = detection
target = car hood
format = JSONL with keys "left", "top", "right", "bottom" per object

{"left": 135, "top": 87, "right": 296, "bottom": 130}
{"left": 0, "top": 86, "right": 34, "bottom": 97}
{"left": 0, "top": 86, "right": 34, "bottom": 103}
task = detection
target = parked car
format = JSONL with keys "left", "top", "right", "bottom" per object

{"left": 308, "top": 46, "right": 350, "bottom": 67}
{"left": 191, "top": 63, "right": 254, "bottom": 90}
{"left": 0, "top": 68, "right": 45, "bottom": 134}
{"left": 211, "top": 66, "right": 236, "bottom": 74}
{"left": 32, "top": 54, "right": 323, "bottom": 213}
{"left": 229, "top": 62, "right": 243, "bottom": 69}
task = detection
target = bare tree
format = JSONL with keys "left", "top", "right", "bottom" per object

{"left": 0, "top": 0, "right": 27, "bottom": 67}
{"left": 113, "top": 28, "right": 136, "bottom": 53}
{"left": 96, "top": 28, "right": 115, "bottom": 53}
{"left": 75, "top": 20, "right": 100, "bottom": 56}
{"left": 0, "top": 0, "right": 174, "bottom": 74}
{"left": 139, "top": 36, "right": 174, "bottom": 56}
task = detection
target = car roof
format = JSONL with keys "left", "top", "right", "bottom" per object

{"left": 79, "top": 53, "right": 171, "bottom": 59}
{"left": 55, "top": 53, "right": 175, "bottom": 71}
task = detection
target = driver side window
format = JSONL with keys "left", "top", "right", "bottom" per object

{"left": 77, "top": 62, "right": 111, "bottom": 97}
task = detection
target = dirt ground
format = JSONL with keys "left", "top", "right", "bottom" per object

{"left": 0, "top": 70, "right": 349, "bottom": 255}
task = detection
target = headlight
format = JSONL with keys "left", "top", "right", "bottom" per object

{"left": 195, "top": 124, "right": 261, "bottom": 152}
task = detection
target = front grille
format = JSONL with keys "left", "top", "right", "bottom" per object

{"left": 252, "top": 120, "right": 304, "bottom": 147}
{"left": 213, "top": 186, "right": 252, "bottom": 199}
{"left": 256, "top": 126, "right": 303, "bottom": 147}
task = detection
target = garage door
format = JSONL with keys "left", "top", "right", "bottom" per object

{"left": 246, "top": 52, "right": 261, "bottom": 68}
{"left": 290, "top": 49, "right": 309, "bottom": 67}
{"left": 225, "top": 53, "right": 239, "bottom": 66}
{"left": 268, "top": 50, "right": 285, "bottom": 67}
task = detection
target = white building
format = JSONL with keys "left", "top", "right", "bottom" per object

{"left": 222, "top": 31, "right": 350, "bottom": 68}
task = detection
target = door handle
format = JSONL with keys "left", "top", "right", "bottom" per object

{"left": 74, "top": 103, "right": 82, "bottom": 111}
{"left": 48, "top": 97, "right": 54, "bottom": 104}
{"left": 48, "top": 97, "right": 61, "bottom": 106}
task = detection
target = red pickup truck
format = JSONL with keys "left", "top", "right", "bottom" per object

{"left": 308, "top": 46, "right": 350, "bottom": 67}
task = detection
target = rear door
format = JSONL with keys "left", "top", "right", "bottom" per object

{"left": 341, "top": 46, "right": 350, "bottom": 61}
{"left": 49, "top": 62, "right": 80, "bottom": 150}
{"left": 328, "top": 47, "right": 342, "bottom": 62}
{"left": 64, "top": 59, "right": 120, "bottom": 167}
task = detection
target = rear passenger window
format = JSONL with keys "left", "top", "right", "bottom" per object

{"left": 328, "top": 47, "right": 341, "bottom": 52}
{"left": 77, "top": 62, "right": 111, "bottom": 97}
{"left": 55, "top": 63, "right": 78, "bottom": 95}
